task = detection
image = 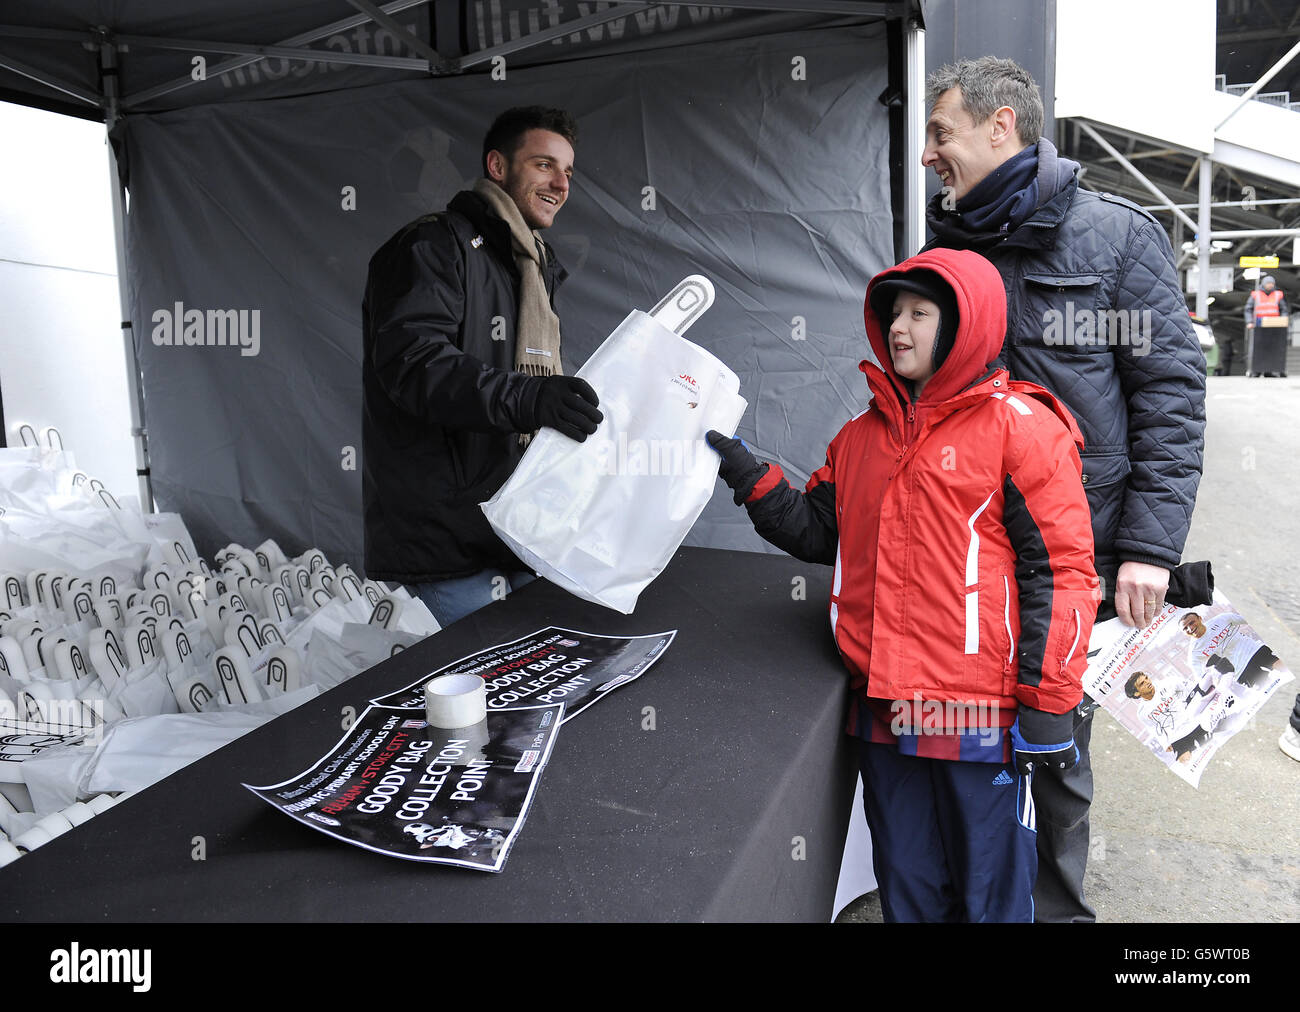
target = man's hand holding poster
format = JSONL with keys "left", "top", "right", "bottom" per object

{"left": 1084, "top": 590, "right": 1293, "bottom": 787}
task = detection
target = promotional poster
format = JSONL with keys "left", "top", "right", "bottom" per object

{"left": 244, "top": 702, "right": 563, "bottom": 871}
{"left": 1084, "top": 590, "right": 1294, "bottom": 787}
{"left": 369, "top": 626, "right": 675, "bottom": 721}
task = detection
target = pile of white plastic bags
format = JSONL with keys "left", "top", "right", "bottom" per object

{"left": 0, "top": 435, "right": 440, "bottom": 865}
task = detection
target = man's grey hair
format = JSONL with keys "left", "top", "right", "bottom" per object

{"left": 925, "top": 56, "right": 1043, "bottom": 146}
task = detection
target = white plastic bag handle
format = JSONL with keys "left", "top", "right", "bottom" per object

{"left": 648, "top": 275, "right": 715, "bottom": 335}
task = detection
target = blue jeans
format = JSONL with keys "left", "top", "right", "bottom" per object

{"left": 405, "top": 569, "right": 535, "bottom": 627}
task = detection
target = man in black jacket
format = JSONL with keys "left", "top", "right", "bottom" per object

{"left": 920, "top": 58, "right": 1206, "bottom": 921}
{"left": 362, "top": 107, "right": 602, "bottom": 625}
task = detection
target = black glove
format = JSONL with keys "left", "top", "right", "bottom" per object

{"left": 706, "top": 430, "right": 768, "bottom": 504}
{"left": 527, "top": 375, "right": 602, "bottom": 441}
{"left": 1165, "top": 561, "right": 1214, "bottom": 608}
{"left": 1010, "top": 707, "right": 1079, "bottom": 775}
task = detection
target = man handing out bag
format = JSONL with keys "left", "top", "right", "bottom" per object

{"left": 362, "top": 107, "right": 601, "bottom": 626}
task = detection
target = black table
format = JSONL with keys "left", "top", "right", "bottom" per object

{"left": 1, "top": 547, "right": 856, "bottom": 922}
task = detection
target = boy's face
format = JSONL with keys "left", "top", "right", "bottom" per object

{"left": 888, "top": 291, "right": 940, "bottom": 389}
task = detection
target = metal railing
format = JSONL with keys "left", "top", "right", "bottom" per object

{"left": 1218, "top": 76, "right": 1300, "bottom": 113}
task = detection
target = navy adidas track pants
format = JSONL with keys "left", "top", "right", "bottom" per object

{"left": 857, "top": 740, "right": 1038, "bottom": 923}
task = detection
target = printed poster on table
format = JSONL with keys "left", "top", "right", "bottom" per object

{"left": 1084, "top": 590, "right": 1293, "bottom": 787}
{"left": 243, "top": 702, "right": 562, "bottom": 871}
{"left": 369, "top": 626, "right": 675, "bottom": 720}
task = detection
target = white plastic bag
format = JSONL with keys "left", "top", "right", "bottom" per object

{"left": 20, "top": 743, "right": 95, "bottom": 815}
{"left": 79, "top": 694, "right": 317, "bottom": 797}
{"left": 481, "top": 276, "right": 746, "bottom": 614}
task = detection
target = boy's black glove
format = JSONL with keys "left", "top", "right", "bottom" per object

{"left": 706, "top": 430, "right": 769, "bottom": 504}
{"left": 1010, "top": 707, "right": 1079, "bottom": 776}
{"left": 526, "top": 376, "right": 603, "bottom": 441}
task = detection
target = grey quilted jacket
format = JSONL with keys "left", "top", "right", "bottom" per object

{"left": 924, "top": 139, "right": 1206, "bottom": 598}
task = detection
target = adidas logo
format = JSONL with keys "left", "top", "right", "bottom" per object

{"left": 991, "top": 770, "right": 1014, "bottom": 786}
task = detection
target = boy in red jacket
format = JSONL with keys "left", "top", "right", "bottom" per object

{"left": 708, "top": 248, "right": 1098, "bottom": 922}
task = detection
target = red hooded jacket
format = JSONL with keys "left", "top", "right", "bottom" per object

{"left": 743, "top": 248, "right": 1098, "bottom": 723}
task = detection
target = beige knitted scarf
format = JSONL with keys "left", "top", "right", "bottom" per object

{"left": 473, "top": 177, "right": 563, "bottom": 381}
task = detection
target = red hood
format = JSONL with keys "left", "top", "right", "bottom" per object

{"left": 863, "top": 247, "right": 1007, "bottom": 406}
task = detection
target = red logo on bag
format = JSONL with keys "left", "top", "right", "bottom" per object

{"left": 670, "top": 372, "right": 701, "bottom": 406}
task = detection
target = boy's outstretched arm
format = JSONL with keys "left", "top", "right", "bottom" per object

{"left": 1002, "top": 414, "right": 1100, "bottom": 772}
{"left": 706, "top": 431, "right": 838, "bottom": 566}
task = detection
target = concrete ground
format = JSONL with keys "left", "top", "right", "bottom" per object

{"left": 840, "top": 374, "right": 1300, "bottom": 923}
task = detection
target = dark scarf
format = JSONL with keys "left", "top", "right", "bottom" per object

{"left": 927, "top": 144, "right": 1041, "bottom": 246}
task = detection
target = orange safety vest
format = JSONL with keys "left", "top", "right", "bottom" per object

{"left": 1252, "top": 289, "right": 1284, "bottom": 318}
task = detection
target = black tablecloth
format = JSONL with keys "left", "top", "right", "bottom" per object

{"left": 1, "top": 547, "right": 856, "bottom": 922}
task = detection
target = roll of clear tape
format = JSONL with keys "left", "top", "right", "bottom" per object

{"left": 424, "top": 674, "right": 487, "bottom": 729}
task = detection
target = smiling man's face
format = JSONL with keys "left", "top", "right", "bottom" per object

{"left": 489, "top": 128, "right": 573, "bottom": 230}
{"left": 922, "top": 87, "right": 1021, "bottom": 202}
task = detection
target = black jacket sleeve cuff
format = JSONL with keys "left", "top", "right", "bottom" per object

{"left": 1116, "top": 553, "right": 1175, "bottom": 570}
{"left": 1017, "top": 705, "right": 1077, "bottom": 746}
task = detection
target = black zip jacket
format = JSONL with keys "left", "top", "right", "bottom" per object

{"left": 361, "top": 190, "right": 566, "bottom": 583}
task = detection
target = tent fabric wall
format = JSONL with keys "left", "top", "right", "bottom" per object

{"left": 0, "top": 3, "right": 873, "bottom": 115}
{"left": 0, "top": 0, "right": 432, "bottom": 115}
{"left": 121, "top": 23, "right": 892, "bottom": 572}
